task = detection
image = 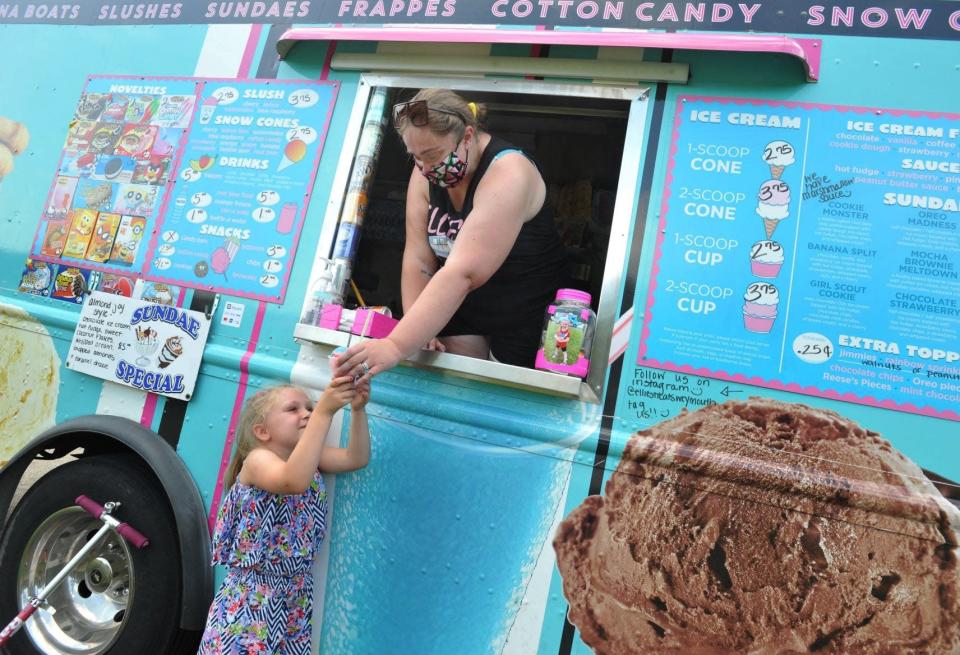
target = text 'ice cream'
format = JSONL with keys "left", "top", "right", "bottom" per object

{"left": 554, "top": 398, "right": 959, "bottom": 655}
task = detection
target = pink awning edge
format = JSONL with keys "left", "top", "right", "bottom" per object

{"left": 277, "top": 27, "right": 821, "bottom": 82}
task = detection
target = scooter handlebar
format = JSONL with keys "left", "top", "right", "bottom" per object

{"left": 75, "top": 495, "right": 150, "bottom": 549}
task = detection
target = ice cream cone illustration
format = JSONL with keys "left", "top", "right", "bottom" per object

{"left": 158, "top": 336, "right": 183, "bottom": 369}
{"left": 278, "top": 138, "right": 307, "bottom": 172}
{"left": 756, "top": 180, "right": 790, "bottom": 239}
{"left": 763, "top": 140, "right": 795, "bottom": 179}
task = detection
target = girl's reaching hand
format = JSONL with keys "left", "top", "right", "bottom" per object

{"left": 317, "top": 376, "right": 355, "bottom": 415}
{"left": 351, "top": 378, "right": 370, "bottom": 410}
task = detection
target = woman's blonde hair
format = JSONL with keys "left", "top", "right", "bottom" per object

{"left": 224, "top": 384, "right": 300, "bottom": 489}
{"left": 395, "top": 88, "right": 486, "bottom": 140}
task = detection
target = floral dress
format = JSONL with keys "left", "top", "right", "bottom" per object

{"left": 198, "top": 471, "right": 328, "bottom": 655}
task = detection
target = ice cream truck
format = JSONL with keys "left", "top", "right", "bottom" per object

{"left": 1, "top": 2, "right": 959, "bottom": 654}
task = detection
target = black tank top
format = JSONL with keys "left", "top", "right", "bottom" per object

{"left": 426, "top": 135, "right": 567, "bottom": 343}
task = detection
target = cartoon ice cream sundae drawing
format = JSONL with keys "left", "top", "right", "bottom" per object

{"left": 763, "top": 140, "right": 795, "bottom": 179}
{"left": 134, "top": 325, "right": 160, "bottom": 366}
{"left": 749, "top": 240, "right": 784, "bottom": 278}
{"left": 158, "top": 336, "right": 183, "bottom": 369}
{"left": 756, "top": 179, "right": 790, "bottom": 240}
{"left": 742, "top": 282, "right": 779, "bottom": 334}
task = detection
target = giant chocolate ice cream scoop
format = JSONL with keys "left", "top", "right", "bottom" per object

{"left": 554, "top": 398, "right": 959, "bottom": 654}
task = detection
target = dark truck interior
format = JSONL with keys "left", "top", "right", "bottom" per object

{"left": 350, "top": 87, "right": 630, "bottom": 320}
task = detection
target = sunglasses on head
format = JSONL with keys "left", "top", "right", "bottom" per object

{"left": 393, "top": 100, "right": 465, "bottom": 127}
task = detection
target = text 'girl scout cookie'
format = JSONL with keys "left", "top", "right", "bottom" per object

{"left": 553, "top": 398, "right": 960, "bottom": 655}
{"left": 0, "top": 116, "right": 30, "bottom": 179}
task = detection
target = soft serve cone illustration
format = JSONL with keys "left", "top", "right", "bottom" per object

{"left": 763, "top": 140, "right": 795, "bottom": 179}
{"left": 756, "top": 179, "right": 790, "bottom": 239}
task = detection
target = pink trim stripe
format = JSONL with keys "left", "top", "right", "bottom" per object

{"left": 139, "top": 393, "right": 159, "bottom": 428}
{"left": 237, "top": 24, "right": 264, "bottom": 78}
{"left": 207, "top": 300, "right": 268, "bottom": 531}
{"left": 321, "top": 39, "right": 337, "bottom": 80}
{"left": 277, "top": 27, "right": 821, "bottom": 81}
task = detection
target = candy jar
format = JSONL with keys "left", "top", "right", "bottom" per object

{"left": 535, "top": 288, "right": 596, "bottom": 378}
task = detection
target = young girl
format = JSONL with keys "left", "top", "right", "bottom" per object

{"left": 198, "top": 370, "right": 371, "bottom": 655}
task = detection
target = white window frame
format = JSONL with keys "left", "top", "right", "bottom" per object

{"left": 295, "top": 74, "right": 650, "bottom": 403}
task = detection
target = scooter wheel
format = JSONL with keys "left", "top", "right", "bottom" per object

{"left": 0, "top": 453, "right": 198, "bottom": 654}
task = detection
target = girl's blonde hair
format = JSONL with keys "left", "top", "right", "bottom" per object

{"left": 224, "top": 384, "right": 300, "bottom": 489}
{"left": 395, "top": 88, "right": 487, "bottom": 140}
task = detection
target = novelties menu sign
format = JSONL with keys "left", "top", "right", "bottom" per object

{"left": 29, "top": 75, "right": 338, "bottom": 303}
{"left": 66, "top": 291, "right": 211, "bottom": 400}
{"left": 639, "top": 96, "right": 960, "bottom": 421}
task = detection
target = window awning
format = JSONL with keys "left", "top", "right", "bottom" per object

{"left": 277, "top": 26, "right": 821, "bottom": 82}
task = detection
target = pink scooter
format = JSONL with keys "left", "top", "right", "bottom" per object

{"left": 0, "top": 495, "right": 149, "bottom": 647}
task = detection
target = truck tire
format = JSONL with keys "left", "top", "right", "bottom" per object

{"left": 0, "top": 454, "right": 200, "bottom": 655}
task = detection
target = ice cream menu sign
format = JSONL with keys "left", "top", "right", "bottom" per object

{"left": 29, "top": 75, "right": 337, "bottom": 303}
{"left": 66, "top": 291, "right": 211, "bottom": 400}
{"left": 150, "top": 80, "right": 337, "bottom": 300}
{"left": 639, "top": 96, "right": 960, "bottom": 421}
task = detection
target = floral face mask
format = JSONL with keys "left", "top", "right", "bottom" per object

{"left": 417, "top": 139, "right": 469, "bottom": 188}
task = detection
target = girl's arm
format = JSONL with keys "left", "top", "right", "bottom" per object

{"left": 319, "top": 379, "right": 371, "bottom": 473}
{"left": 240, "top": 377, "right": 355, "bottom": 494}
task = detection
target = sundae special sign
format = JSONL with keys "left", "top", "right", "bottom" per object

{"left": 29, "top": 75, "right": 338, "bottom": 303}
{"left": 66, "top": 290, "right": 211, "bottom": 400}
{"left": 640, "top": 96, "right": 960, "bottom": 421}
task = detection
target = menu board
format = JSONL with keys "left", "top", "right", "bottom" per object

{"left": 639, "top": 96, "right": 960, "bottom": 421}
{"left": 29, "top": 75, "right": 338, "bottom": 303}
{"left": 66, "top": 291, "right": 211, "bottom": 400}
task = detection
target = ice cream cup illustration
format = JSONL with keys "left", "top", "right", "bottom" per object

{"left": 749, "top": 240, "right": 784, "bottom": 278}
{"left": 742, "top": 282, "right": 779, "bottom": 333}
{"left": 133, "top": 325, "right": 160, "bottom": 366}
{"left": 158, "top": 335, "right": 183, "bottom": 369}
{"left": 756, "top": 179, "right": 790, "bottom": 239}
{"left": 553, "top": 398, "right": 960, "bottom": 655}
{"left": 199, "top": 96, "right": 219, "bottom": 125}
{"left": 763, "top": 139, "right": 795, "bottom": 179}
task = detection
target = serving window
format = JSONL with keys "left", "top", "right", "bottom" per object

{"left": 295, "top": 75, "right": 649, "bottom": 402}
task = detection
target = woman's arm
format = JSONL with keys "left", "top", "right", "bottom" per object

{"left": 400, "top": 169, "right": 439, "bottom": 314}
{"left": 239, "top": 377, "right": 355, "bottom": 494}
{"left": 334, "top": 153, "right": 545, "bottom": 376}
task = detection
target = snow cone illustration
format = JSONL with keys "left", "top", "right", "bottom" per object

{"left": 158, "top": 335, "right": 183, "bottom": 369}
{"left": 756, "top": 179, "right": 790, "bottom": 239}
{"left": 749, "top": 240, "right": 784, "bottom": 278}
{"left": 763, "top": 140, "right": 795, "bottom": 179}
{"left": 742, "top": 282, "right": 779, "bottom": 333}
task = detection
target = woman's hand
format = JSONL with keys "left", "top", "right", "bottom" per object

{"left": 333, "top": 339, "right": 403, "bottom": 381}
{"left": 317, "top": 376, "right": 356, "bottom": 415}
{"left": 351, "top": 377, "right": 371, "bottom": 410}
{"left": 422, "top": 337, "right": 446, "bottom": 352}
